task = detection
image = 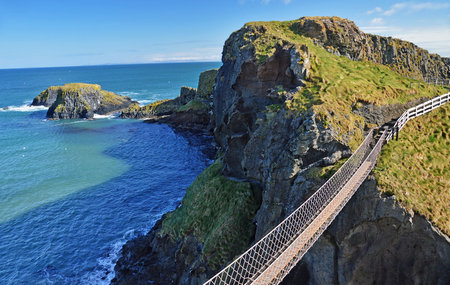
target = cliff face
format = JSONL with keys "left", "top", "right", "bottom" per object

{"left": 282, "top": 176, "right": 450, "bottom": 285}
{"left": 113, "top": 16, "right": 450, "bottom": 285}
{"left": 290, "top": 16, "right": 450, "bottom": 80}
{"left": 32, "top": 83, "right": 135, "bottom": 119}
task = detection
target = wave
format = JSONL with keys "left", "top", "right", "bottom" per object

{"left": 93, "top": 113, "right": 119, "bottom": 119}
{"left": 82, "top": 229, "right": 142, "bottom": 284}
{"left": 0, "top": 104, "right": 48, "bottom": 112}
{"left": 118, "top": 91, "right": 140, "bottom": 96}
{"left": 137, "top": 99, "right": 153, "bottom": 105}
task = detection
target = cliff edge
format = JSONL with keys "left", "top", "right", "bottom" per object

{"left": 112, "top": 16, "right": 450, "bottom": 285}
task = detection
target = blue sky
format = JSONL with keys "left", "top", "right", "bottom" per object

{"left": 0, "top": 0, "right": 449, "bottom": 68}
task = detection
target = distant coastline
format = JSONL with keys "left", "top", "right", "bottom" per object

{"left": 0, "top": 61, "right": 222, "bottom": 71}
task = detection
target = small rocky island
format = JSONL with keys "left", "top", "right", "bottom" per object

{"left": 32, "top": 83, "right": 135, "bottom": 119}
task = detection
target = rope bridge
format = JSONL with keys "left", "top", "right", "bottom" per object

{"left": 204, "top": 92, "right": 449, "bottom": 285}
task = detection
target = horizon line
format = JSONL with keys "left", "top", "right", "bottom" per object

{"left": 0, "top": 60, "right": 222, "bottom": 71}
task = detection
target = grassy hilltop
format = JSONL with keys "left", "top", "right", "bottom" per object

{"left": 238, "top": 17, "right": 447, "bottom": 149}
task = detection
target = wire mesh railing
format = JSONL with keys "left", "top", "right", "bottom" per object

{"left": 204, "top": 92, "right": 449, "bottom": 285}
{"left": 204, "top": 130, "right": 374, "bottom": 285}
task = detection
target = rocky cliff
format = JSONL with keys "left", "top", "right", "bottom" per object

{"left": 121, "top": 69, "right": 218, "bottom": 131}
{"left": 112, "top": 16, "right": 450, "bottom": 285}
{"left": 289, "top": 16, "right": 450, "bottom": 80}
{"left": 32, "top": 83, "right": 135, "bottom": 119}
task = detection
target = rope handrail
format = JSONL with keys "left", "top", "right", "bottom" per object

{"left": 204, "top": 92, "right": 450, "bottom": 285}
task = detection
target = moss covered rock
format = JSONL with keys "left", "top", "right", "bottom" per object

{"left": 121, "top": 76, "right": 215, "bottom": 131}
{"left": 34, "top": 83, "right": 135, "bottom": 120}
{"left": 160, "top": 159, "right": 260, "bottom": 269}
{"left": 197, "top": 69, "right": 219, "bottom": 99}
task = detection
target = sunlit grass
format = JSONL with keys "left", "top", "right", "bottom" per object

{"left": 374, "top": 104, "right": 449, "bottom": 235}
{"left": 242, "top": 19, "right": 447, "bottom": 150}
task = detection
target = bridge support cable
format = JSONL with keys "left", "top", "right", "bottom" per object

{"left": 204, "top": 92, "right": 449, "bottom": 285}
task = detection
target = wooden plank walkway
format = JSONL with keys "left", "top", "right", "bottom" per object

{"left": 252, "top": 161, "right": 372, "bottom": 284}
{"left": 204, "top": 92, "right": 449, "bottom": 285}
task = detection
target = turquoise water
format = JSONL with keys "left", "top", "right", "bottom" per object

{"left": 0, "top": 63, "right": 220, "bottom": 284}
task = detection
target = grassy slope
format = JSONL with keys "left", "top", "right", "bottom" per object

{"left": 158, "top": 18, "right": 449, "bottom": 269}
{"left": 244, "top": 19, "right": 447, "bottom": 149}
{"left": 160, "top": 159, "right": 259, "bottom": 269}
{"left": 374, "top": 104, "right": 449, "bottom": 235}
{"left": 100, "top": 90, "right": 130, "bottom": 106}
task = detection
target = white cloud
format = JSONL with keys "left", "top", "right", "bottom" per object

{"left": 394, "top": 27, "right": 450, "bottom": 56}
{"left": 370, "top": 17, "right": 385, "bottom": 25}
{"left": 144, "top": 47, "right": 222, "bottom": 63}
{"left": 367, "top": 7, "right": 383, "bottom": 15}
{"left": 381, "top": 2, "right": 450, "bottom": 16}
{"left": 367, "top": 2, "right": 449, "bottom": 16}
{"left": 360, "top": 25, "right": 450, "bottom": 57}
{"left": 383, "top": 3, "right": 408, "bottom": 16}
{"left": 360, "top": 26, "right": 401, "bottom": 34}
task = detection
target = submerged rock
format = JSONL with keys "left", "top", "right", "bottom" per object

{"left": 33, "top": 83, "right": 135, "bottom": 120}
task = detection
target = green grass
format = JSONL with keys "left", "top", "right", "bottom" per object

{"left": 374, "top": 104, "right": 449, "bottom": 235}
{"left": 307, "top": 158, "right": 349, "bottom": 181}
{"left": 48, "top": 83, "right": 102, "bottom": 93}
{"left": 240, "top": 19, "right": 447, "bottom": 150}
{"left": 136, "top": 99, "right": 178, "bottom": 115}
{"left": 100, "top": 90, "right": 129, "bottom": 106}
{"left": 177, "top": 99, "right": 209, "bottom": 112}
{"left": 160, "top": 159, "right": 260, "bottom": 269}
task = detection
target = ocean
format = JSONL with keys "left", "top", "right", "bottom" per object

{"left": 0, "top": 62, "right": 221, "bottom": 284}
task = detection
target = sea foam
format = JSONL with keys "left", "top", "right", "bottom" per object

{"left": 93, "top": 113, "right": 119, "bottom": 119}
{"left": 82, "top": 229, "right": 142, "bottom": 284}
{"left": 0, "top": 104, "right": 48, "bottom": 112}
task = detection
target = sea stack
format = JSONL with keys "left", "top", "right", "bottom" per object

{"left": 32, "top": 83, "right": 135, "bottom": 119}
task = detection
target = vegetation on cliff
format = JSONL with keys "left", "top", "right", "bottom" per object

{"left": 232, "top": 17, "right": 447, "bottom": 149}
{"left": 160, "top": 159, "right": 260, "bottom": 268}
{"left": 113, "top": 16, "right": 450, "bottom": 284}
{"left": 374, "top": 104, "right": 449, "bottom": 235}
{"left": 34, "top": 83, "right": 134, "bottom": 119}
{"left": 122, "top": 69, "right": 217, "bottom": 121}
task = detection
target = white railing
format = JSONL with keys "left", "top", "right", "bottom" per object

{"left": 386, "top": 93, "right": 449, "bottom": 141}
{"left": 204, "top": 92, "right": 449, "bottom": 285}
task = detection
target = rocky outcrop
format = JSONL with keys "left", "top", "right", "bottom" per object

{"left": 197, "top": 69, "right": 219, "bottom": 99}
{"left": 113, "top": 16, "right": 449, "bottom": 285}
{"left": 282, "top": 176, "right": 450, "bottom": 285}
{"left": 121, "top": 69, "right": 218, "bottom": 131}
{"left": 32, "top": 87, "right": 59, "bottom": 107}
{"left": 291, "top": 16, "right": 450, "bottom": 80}
{"left": 112, "top": 159, "right": 259, "bottom": 285}
{"left": 32, "top": 83, "right": 135, "bottom": 119}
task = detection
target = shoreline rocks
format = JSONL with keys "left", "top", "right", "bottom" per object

{"left": 121, "top": 69, "right": 218, "bottom": 132}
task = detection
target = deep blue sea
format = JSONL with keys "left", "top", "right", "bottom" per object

{"left": 0, "top": 62, "right": 220, "bottom": 284}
